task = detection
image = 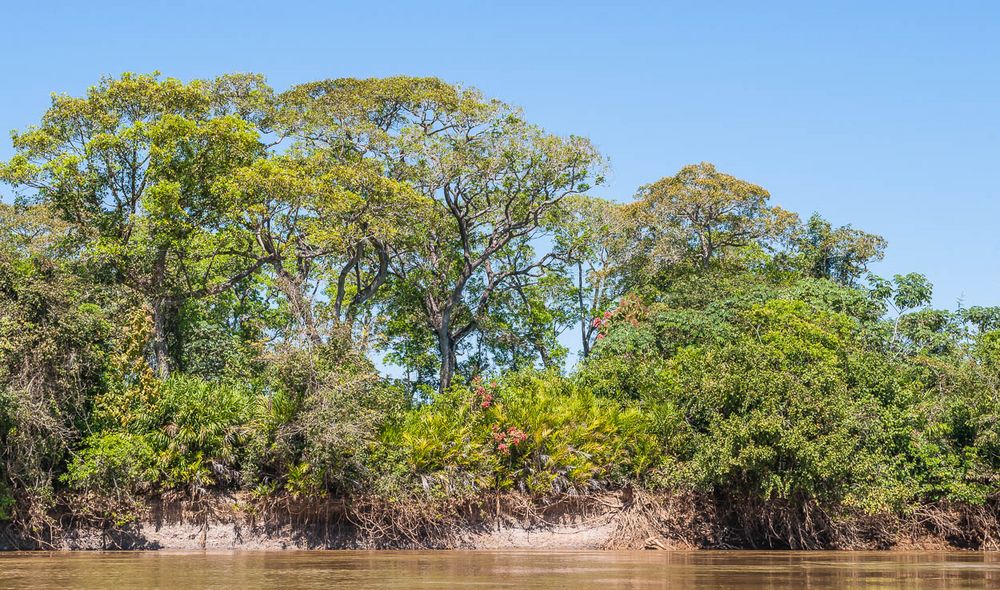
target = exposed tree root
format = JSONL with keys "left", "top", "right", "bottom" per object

{"left": 1, "top": 490, "right": 997, "bottom": 551}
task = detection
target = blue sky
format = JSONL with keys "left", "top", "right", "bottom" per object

{"left": 2, "top": 0, "right": 999, "bottom": 309}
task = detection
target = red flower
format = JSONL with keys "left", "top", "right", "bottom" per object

{"left": 506, "top": 427, "right": 528, "bottom": 445}
{"left": 474, "top": 378, "right": 497, "bottom": 409}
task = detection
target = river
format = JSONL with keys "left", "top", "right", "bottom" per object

{"left": 1, "top": 551, "right": 998, "bottom": 588}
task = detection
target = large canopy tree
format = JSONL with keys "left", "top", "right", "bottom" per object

{"left": 213, "top": 154, "right": 429, "bottom": 348}
{"left": 550, "top": 195, "right": 631, "bottom": 357}
{"left": 635, "top": 162, "right": 798, "bottom": 269}
{"left": 280, "top": 77, "right": 603, "bottom": 390}
{"left": 792, "top": 213, "right": 887, "bottom": 286}
{"left": 0, "top": 73, "right": 276, "bottom": 376}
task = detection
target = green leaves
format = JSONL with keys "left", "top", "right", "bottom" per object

{"left": 377, "top": 370, "right": 660, "bottom": 496}
{"left": 2, "top": 72, "right": 999, "bottom": 533}
{"left": 576, "top": 269, "right": 999, "bottom": 513}
{"left": 790, "top": 213, "right": 887, "bottom": 286}
{"left": 0, "top": 72, "right": 275, "bottom": 377}
{"left": 634, "top": 162, "right": 798, "bottom": 270}
{"left": 0, "top": 229, "right": 110, "bottom": 527}
{"left": 69, "top": 375, "right": 258, "bottom": 497}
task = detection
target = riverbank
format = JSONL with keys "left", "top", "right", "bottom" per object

{"left": 2, "top": 491, "right": 997, "bottom": 551}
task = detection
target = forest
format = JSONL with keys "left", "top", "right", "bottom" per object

{"left": 0, "top": 73, "right": 997, "bottom": 549}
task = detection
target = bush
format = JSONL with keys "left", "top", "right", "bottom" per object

{"left": 279, "top": 370, "right": 407, "bottom": 496}
{"left": 579, "top": 298, "right": 940, "bottom": 512}
{"left": 235, "top": 343, "right": 409, "bottom": 497}
{"left": 67, "top": 375, "right": 259, "bottom": 497}
{"left": 375, "top": 370, "right": 663, "bottom": 497}
{"left": 0, "top": 248, "right": 109, "bottom": 528}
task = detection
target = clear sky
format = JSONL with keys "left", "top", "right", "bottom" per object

{"left": 2, "top": 0, "right": 998, "bottom": 309}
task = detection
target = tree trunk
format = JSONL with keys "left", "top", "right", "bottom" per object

{"left": 151, "top": 297, "right": 172, "bottom": 379}
{"left": 437, "top": 327, "right": 456, "bottom": 392}
{"left": 578, "top": 261, "right": 591, "bottom": 357}
{"left": 536, "top": 341, "right": 552, "bottom": 368}
{"left": 698, "top": 234, "right": 714, "bottom": 268}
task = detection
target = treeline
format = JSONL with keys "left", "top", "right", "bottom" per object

{"left": 0, "top": 73, "right": 997, "bottom": 546}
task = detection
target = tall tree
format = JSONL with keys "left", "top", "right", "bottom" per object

{"left": 635, "top": 162, "right": 797, "bottom": 269}
{"left": 393, "top": 108, "right": 600, "bottom": 390}
{"left": 792, "top": 213, "right": 887, "bottom": 286}
{"left": 213, "top": 154, "right": 429, "bottom": 348}
{"left": 281, "top": 77, "right": 602, "bottom": 390}
{"left": 0, "top": 73, "right": 275, "bottom": 377}
{"left": 551, "top": 195, "right": 629, "bottom": 357}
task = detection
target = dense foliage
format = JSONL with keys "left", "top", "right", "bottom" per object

{"left": 0, "top": 74, "right": 996, "bottom": 537}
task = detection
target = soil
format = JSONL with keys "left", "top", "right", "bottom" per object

{"left": 0, "top": 491, "right": 996, "bottom": 551}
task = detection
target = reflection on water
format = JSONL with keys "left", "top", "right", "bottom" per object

{"left": 1, "top": 551, "right": 998, "bottom": 589}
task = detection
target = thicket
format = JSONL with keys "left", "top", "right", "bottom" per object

{"left": 0, "top": 73, "right": 996, "bottom": 546}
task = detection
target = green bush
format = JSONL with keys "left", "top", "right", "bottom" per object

{"left": 67, "top": 375, "right": 259, "bottom": 496}
{"left": 663, "top": 300, "right": 911, "bottom": 511}
{"left": 234, "top": 344, "right": 409, "bottom": 497}
{"left": 0, "top": 246, "right": 109, "bottom": 527}
{"left": 283, "top": 370, "right": 407, "bottom": 496}
{"left": 375, "top": 370, "right": 664, "bottom": 497}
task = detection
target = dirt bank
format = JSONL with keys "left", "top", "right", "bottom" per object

{"left": 1, "top": 491, "right": 997, "bottom": 551}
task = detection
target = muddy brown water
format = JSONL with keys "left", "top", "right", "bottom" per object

{"left": 1, "top": 551, "right": 998, "bottom": 589}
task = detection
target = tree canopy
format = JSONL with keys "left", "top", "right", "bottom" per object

{"left": 0, "top": 73, "right": 996, "bottom": 549}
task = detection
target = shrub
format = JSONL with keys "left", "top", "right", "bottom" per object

{"left": 375, "top": 370, "right": 664, "bottom": 497}
{"left": 0, "top": 248, "right": 109, "bottom": 528}
{"left": 67, "top": 375, "right": 259, "bottom": 497}
{"left": 582, "top": 298, "right": 927, "bottom": 512}
{"left": 281, "top": 370, "right": 407, "bottom": 496}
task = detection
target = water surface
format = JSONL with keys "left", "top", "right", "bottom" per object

{"left": 1, "top": 550, "right": 998, "bottom": 589}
